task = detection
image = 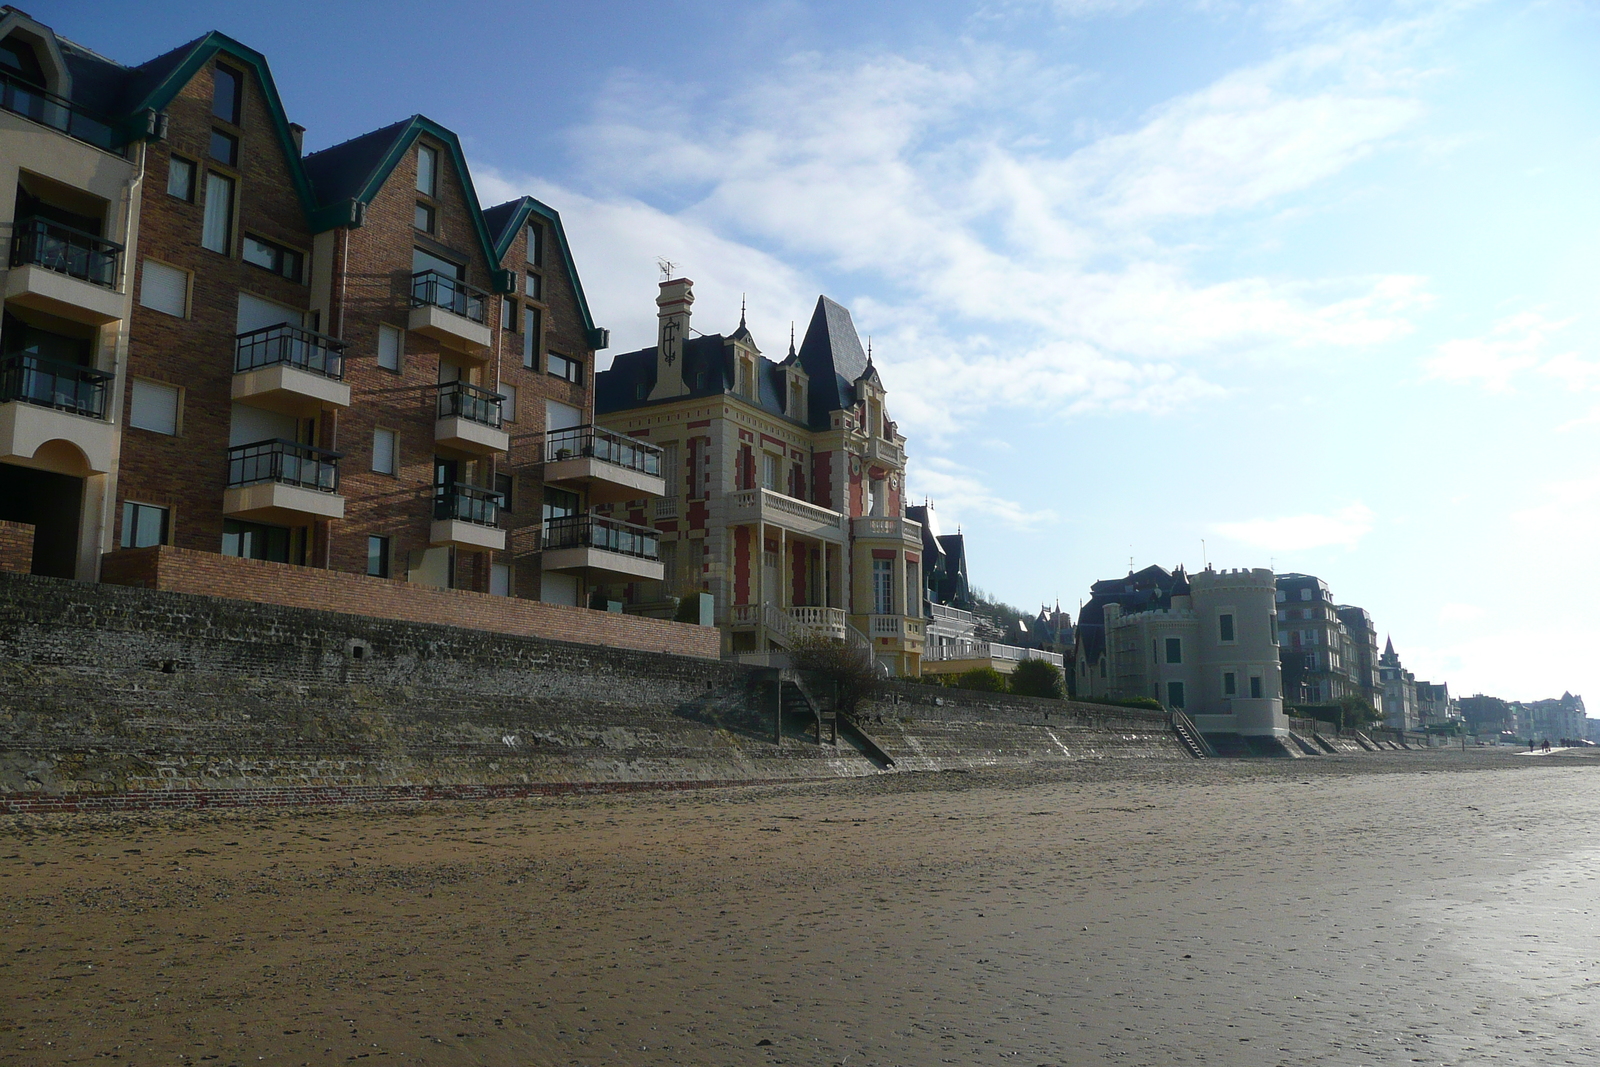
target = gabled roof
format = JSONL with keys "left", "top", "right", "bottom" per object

{"left": 482, "top": 196, "right": 605, "bottom": 349}
{"left": 300, "top": 114, "right": 502, "bottom": 269}
{"left": 797, "top": 296, "right": 870, "bottom": 423}
{"left": 120, "top": 32, "right": 318, "bottom": 213}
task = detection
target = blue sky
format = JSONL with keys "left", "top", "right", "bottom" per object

{"left": 51, "top": 0, "right": 1600, "bottom": 704}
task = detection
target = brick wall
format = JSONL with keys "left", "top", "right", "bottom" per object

{"left": 98, "top": 544, "right": 721, "bottom": 658}
{"left": 0, "top": 521, "right": 33, "bottom": 573}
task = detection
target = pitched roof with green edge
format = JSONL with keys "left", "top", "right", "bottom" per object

{"left": 119, "top": 31, "right": 319, "bottom": 218}
{"left": 483, "top": 196, "right": 607, "bottom": 350}
{"left": 301, "top": 115, "right": 507, "bottom": 289}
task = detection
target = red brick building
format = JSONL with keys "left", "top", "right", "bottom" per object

{"left": 1, "top": 14, "right": 665, "bottom": 612}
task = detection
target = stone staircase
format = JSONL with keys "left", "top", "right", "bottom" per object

{"left": 1170, "top": 711, "right": 1215, "bottom": 758}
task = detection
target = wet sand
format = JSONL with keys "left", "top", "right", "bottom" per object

{"left": 5, "top": 748, "right": 1600, "bottom": 1066}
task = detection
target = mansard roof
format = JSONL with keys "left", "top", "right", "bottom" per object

{"left": 1076, "top": 565, "right": 1188, "bottom": 664}
{"left": 797, "top": 295, "right": 871, "bottom": 425}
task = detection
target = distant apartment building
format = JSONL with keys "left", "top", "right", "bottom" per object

{"left": 1377, "top": 637, "right": 1418, "bottom": 730}
{"left": 1275, "top": 573, "right": 1354, "bottom": 704}
{"left": 1335, "top": 604, "right": 1381, "bottom": 707}
{"left": 0, "top": 14, "right": 663, "bottom": 608}
{"left": 593, "top": 282, "right": 926, "bottom": 675}
{"left": 1414, "top": 680, "right": 1458, "bottom": 728}
{"left": 1075, "top": 565, "right": 1287, "bottom": 738}
{"left": 1526, "top": 693, "right": 1587, "bottom": 741}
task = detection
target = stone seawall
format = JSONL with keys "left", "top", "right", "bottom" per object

{"left": 0, "top": 573, "right": 1190, "bottom": 811}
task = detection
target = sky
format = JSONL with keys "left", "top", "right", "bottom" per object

{"left": 47, "top": 0, "right": 1600, "bottom": 704}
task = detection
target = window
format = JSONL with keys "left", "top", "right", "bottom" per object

{"left": 416, "top": 144, "right": 438, "bottom": 196}
{"left": 414, "top": 201, "right": 435, "bottom": 233}
{"left": 129, "top": 380, "right": 180, "bottom": 435}
{"left": 222, "top": 519, "right": 291, "bottom": 562}
{"left": 372, "top": 428, "right": 397, "bottom": 475}
{"left": 1300, "top": 588, "right": 1312, "bottom": 601}
{"left": 501, "top": 296, "right": 517, "bottom": 330}
{"left": 501, "top": 384, "right": 517, "bottom": 422}
{"left": 494, "top": 472, "right": 514, "bottom": 511}
{"left": 1165, "top": 637, "right": 1182, "bottom": 664}
{"left": 120, "top": 502, "right": 168, "bottom": 549}
{"left": 548, "top": 352, "right": 581, "bottom": 383}
{"left": 209, "top": 129, "right": 238, "bottom": 166}
{"left": 661, "top": 442, "right": 680, "bottom": 499}
{"left": 377, "top": 324, "right": 403, "bottom": 371}
{"left": 524, "top": 271, "right": 542, "bottom": 299}
{"left": 166, "top": 156, "right": 196, "bottom": 201}
{"left": 1223, "top": 671, "right": 1237, "bottom": 697}
{"left": 873, "top": 559, "right": 893, "bottom": 615}
{"left": 762, "top": 452, "right": 781, "bottom": 491}
{"left": 523, "top": 307, "right": 541, "bottom": 369}
{"left": 1303, "top": 653, "right": 1316, "bottom": 670}
{"left": 1167, "top": 681, "right": 1185, "bottom": 709}
{"left": 412, "top": 246, "right": 463, "bottom": 280}
{"left": 367, "top": 536, "right": 390, "bottom": 578}
{"left": 242, "top": 236, "right": 303, "bottom": 281}
{"left": 139, "top": 259, "right": 189, "bottom": 317}
{"left": 1250, "top": 675, "right": 1263, "bottom": 698}
{"left": 543, "top": 486, "right": 580, "bottom": 524}
{"left": 1219, "top": 613, "right": 1234, "bottom": 642}
{"left": 906, "top": 562, "right": 920, "bottom": 612}
{"left": 526, "top": 222, "right": 543, "bottom": 266}
{"left": 212, "top": 64, "right": 242, "bottom": 124}
{"left": 202, "top": 172, "right": 234, "bottom": 254}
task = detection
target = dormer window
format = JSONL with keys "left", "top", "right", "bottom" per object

{"left": 0, "top": 36, "right": 46, "bottom": 88}
{"left": 789, "top": 379, "right": 803, "bottom": 416}
{"left": 737, "top": 356, "right": 755, "bottom": 398}
{"left": 416, "top": 144, "right": 438, "bottom": 197}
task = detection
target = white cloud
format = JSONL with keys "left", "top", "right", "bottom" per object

{"left": 907, "top": 456, "right": 1056, "bottom": 532}
{"left": 1211, "top": 502, "right": 1375, "bottom": 551}
{"left": 1438, "top": 602, "right": 1487, "bottom": 623}
{"left": 1424, "top": 311, "right": 1586, "bottom": 393}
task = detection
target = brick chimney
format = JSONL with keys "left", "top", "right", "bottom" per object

{"left": 649, "top": 277, "right": 693, "bottom": 401}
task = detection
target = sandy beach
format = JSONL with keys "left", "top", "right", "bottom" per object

{"left": 5, "top": 748, "right": 1600, "bottom": 1066}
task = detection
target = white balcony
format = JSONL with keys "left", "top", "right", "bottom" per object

{"left": 866, "top": 614, "right": 925, "bottom": 644}
{"left": 430, "top": 519, "right": 506, "bottom": 551}
{"left": 408, "top": 271, "right": 491, "bottom": 354}
{"left": 727, "top": 488, "right": 846, "bottom": 541}
{"left": 544, "top": 425, "right": 665, "bottom": 506}
{"left": 851, "top": 515, "right": 923, "bottom": 545}
{"left": 864, "top": 436, "right": 904, "bottom": 468}
{"left": 4, "top": 263, "right": 124, "bottom": 325}
{"left": 223, "top": 481, "right": 345, "bottom": 524}
{"left": 231, "top": 326, "right": 350, "bottom": 417}
{"left": 4, "top": 218, "right": 126, "bottom": 325}
{"left": 0, "top": 355, "right": 116, "bottom": 475}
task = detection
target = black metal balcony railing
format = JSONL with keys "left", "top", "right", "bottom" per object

{"left": 410, "top": 270, "right": 487, "bottom": 324}
{"left": 544, "top": 514, "right": 660, "bottom": 561}
{"left": 436, "top": 380, "right": 503, "bottom": 427}
{"left": 226, "top": 439, "right": 342, "bottom": 492}
{"left": 0, "top": 353, "right": 113, "bottom": 419}
{"left": 434, "top": 482, "right": 502, "bottom": 527}
{"left": 234, "top": 324, "right": 346, "bottom": 379}
{"left": 0, "top": 72, "right": 120, "bottom": 152}
{"left": 544, "top": 424, "right": 662, "bottom": 475}
{"left": 9, "top": 216, "right": 122, "bottom": 289}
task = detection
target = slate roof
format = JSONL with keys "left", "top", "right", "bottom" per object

{"left": 596, "top": 293, "right": 876, "bottom": 429}
{"left": 302, "top": 118, "right": 414, "bottom": 206}
{"left": 1075, "top": 565, "right": 1184, "bottom": 665}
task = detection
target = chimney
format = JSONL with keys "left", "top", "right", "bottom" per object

{"left": 649, "top": 277, "right": 693, "bottom": 401}
{"left": 288, "top": 123, "right": 305, "bottom": 155}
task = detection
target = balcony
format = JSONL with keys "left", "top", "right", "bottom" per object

{"left": 434, "top": 381, "right": 508, "bottom": 456}
{"left": 430, "top": 482, "right": 506, "bottom": 551}
{"left": 543, "top": 424, "right": 664, "bottom": 506}
{"left": 407, "top": 270, "right": 491, "bottom": 354}
{"left": 1, "top": 71, "right": 121, "bottom": 154}
{"left": 924, "top": 641, "right": 1061, "bottom": 668}
{"left": 222, "top": 439, "right": 345, "bottom": 524}
{"left": 866, "top": 614, "right": 926, "bottom": 645}
{"left": 864, "top": 436, "right": 903, "bottom": 468}
{"left": 231, "top": 325, "right": 349, "bottom": 416}
{"left": 0, "top": 353, "right": 116, "bottom": 475}
{"left": 542, "top": 514, "right": 663, "bottom": 581}
{"left": 5, "top": 217, "right": 125, "bottom": 324}
{"left": 726, "top": 487, "right": 846, "bottom": 541}
{"left": 851, "top": 515, "right": 922, "bottom": 546}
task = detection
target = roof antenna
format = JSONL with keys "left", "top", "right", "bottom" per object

{"left": 657, "top": 258, "right": 676, "bottom": 280}
{"left": 740, "top": 293, "right": 746, "bottom": 327}
{"left": 1201, "top": 538, "right": 1208, "bottom": 569}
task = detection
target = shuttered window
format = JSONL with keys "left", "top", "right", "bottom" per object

{"left": 377, "top": 324, "right": 403, "bottom": 371}
{"left": 372, "top": 428, "right": 397, "bottom": 475}
{"left": 138, "top": 260, "right": 188, "bottom": 317}
{"left": 129, "top": 380, "right": 180, "bottom": 435}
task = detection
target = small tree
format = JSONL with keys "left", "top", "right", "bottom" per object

{"left": 953, "top": 666, "right": 1007, "bottom": 693}
{"left": 1336, "top": 694, "right": 1381, "bottom": 730}
{"left": 787, "top": 633, "right": 883, "bottom": 719}
{"left": 1009, "top": 659, "right": 1064, "bottom": 699}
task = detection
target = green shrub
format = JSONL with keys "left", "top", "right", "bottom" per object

{"left": 953, "top": 666, "right": 1007, "bottom": 693}
{"left": 1009, "top": 659, "right": 1064, "bottom": 699}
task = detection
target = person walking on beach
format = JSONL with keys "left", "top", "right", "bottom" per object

{"left": 1530, "top": 738, "right": 1536, "bottom": 752}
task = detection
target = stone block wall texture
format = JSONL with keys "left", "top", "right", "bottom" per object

{"left": 98, "top": 545, "right": 721, "bottom": 660}
{"left": 0, "top": 573, "right": 1189, "bottom": 812}
{"left": 0, "top": 521, "right": 33, "bottom": 574}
